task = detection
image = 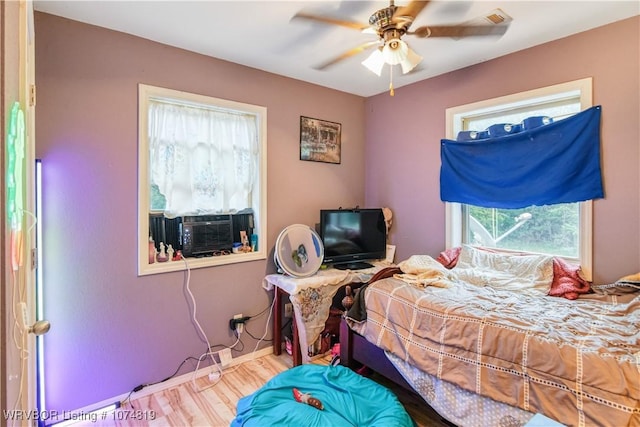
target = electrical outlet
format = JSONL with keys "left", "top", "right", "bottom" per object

{"left": 284, "top": 303, "right": 293, "bottom": 318}
{"left": 219, "top": 348, "right": 232, "bottom": 368}
{"left": 229, "top": 313, "right": 250, "bottom": 333}
{"left": 233, "top": 313, "right": 244, "bottom": 334}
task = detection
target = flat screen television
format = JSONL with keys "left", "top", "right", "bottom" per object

{"left": 319, "top": 208, "right": 387, "bottom": 270}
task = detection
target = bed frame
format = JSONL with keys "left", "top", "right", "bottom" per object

{"left": 339, "top": 316, "right": 415, "bottom": 391}
{"left": 338, "top": 267, "right": 414, "bottom": 391}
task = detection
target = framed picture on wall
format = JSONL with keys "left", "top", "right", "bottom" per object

{"left": 299, "top": 116, "right": 341, "bottom": 164}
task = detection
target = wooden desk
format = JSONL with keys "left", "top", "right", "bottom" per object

{"left": 273, "top": 286, "right": 301, "bottom": 365}
{"left": 263, "top": 264, "right": 390, "bottom": 365}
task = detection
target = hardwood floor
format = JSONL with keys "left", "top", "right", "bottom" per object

{"left": 81, "top": 352, "right": 451, "bottom": 427}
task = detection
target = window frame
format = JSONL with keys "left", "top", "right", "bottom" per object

{"left": 137, "top": 84, "right": 267, "bottom": 276}
{"left": 444, "top": 78, "right": 593, "bottom": 280}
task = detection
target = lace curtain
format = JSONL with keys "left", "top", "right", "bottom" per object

{"left": 148, "top": 100, "right": 258, "bottom": 217}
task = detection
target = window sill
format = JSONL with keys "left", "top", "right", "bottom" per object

{"left": 138, "top": 250, "right": 266, "bottom": 276}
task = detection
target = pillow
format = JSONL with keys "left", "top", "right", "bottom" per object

{"left": 395, "top": 255, "right": 456, "bottom": 288}
{"left": 436, "top": 247, "right": 461, "bottom": 269}
{"left": 618, "top": 272, "right": 640, "bottom": 282}
{"left": 453, "top": 245, "right": 554, "bottom": 293}
{"left": 398, "top": 255, "right": 453, "bottom": 276}
{"left": 591, "top": 272, "right": 640, "bottom": 295}
{"left": 547, "top": 257, "right": 591, "bottom": 300}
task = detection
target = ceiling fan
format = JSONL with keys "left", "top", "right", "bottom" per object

{"left": 292, "top": 0, "right": 511, "bottom": 94}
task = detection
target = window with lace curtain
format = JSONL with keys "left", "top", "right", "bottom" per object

{"left": 138, "top": 84, "right": 267, "bottom": 275}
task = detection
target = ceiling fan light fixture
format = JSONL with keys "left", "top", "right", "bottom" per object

{"left": 362, "top": 48, "right": 385, "bottom": 76}
{"left": 399, "top": 46, "right": 422, "bottom": 74}
{"left": 382, "top": 38, "right": 408, "bottom": 65}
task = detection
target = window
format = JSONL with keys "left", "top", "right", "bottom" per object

{"left": 138, "top": 84, "right": 267, "bottom": 275}
{"left": 445, "top": 78, "right": 593, "bottom": 280}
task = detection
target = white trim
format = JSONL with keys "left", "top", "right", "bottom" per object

{"left": 579, "top": 200, "right": 593, "bottom": 281}
{"left": 56, "top": 346, "right": 274, "bottom": 419}
{"left": 444, "top": 202, "right": 462, "bottom": 249}
{"left": 446, "top": 77, "right": 592, "bottom": 139}
{"left": 444, "top": 78, "right": 594, "bottom": 281}
{"left": 19, "top": 0, "right": 40, "bottom": 417}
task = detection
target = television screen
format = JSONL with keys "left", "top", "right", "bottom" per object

{"left": 319, "top": 208, "right": 387, "bottom": 270}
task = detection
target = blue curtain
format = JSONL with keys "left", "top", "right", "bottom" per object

{"left": 440, "top": 106, "right": 603, "bottom": 208}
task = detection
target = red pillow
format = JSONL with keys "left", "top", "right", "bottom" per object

{"left": 436, "top": 247, "right": 462, "bottom": 269}
{"left": 548, "top": 257, "right": 591, "bottom": 300}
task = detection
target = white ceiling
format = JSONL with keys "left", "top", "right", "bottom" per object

{"left": 33, "top": 1, "right": 639, "bottom": 97}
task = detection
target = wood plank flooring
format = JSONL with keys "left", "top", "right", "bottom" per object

{"left": 79, "top": 352, "right": 451, "bottom": 427}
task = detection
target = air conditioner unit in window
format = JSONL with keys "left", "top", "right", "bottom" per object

{"left": 150, "top": 211, "right": 255, "bottom": 258}
{"left": 181, "top": 214, "right": 234, "bottom": 257}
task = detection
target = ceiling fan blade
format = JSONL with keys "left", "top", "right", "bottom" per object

{"left": 314, "top": 41, "right": 381, "bottom": 70}
{"left": 292, "top": 11, "right": 371, "bottom": 32}
{"left": 393, "top": 0, "right": 431, "bottom": 26}
{"left": 409, "top": 24, "right": 509, "bottom": 38}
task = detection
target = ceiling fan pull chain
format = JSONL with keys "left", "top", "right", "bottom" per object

{"left": 389, "top": 65, "right": 395, "bottom": 96}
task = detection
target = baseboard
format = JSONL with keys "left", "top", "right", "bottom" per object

{"left": 60, "top": 346, "right": 274, "bottom": 417}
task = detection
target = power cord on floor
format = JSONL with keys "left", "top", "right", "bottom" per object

{"left": 190, "top": 333, "right": 242, "bottom": 392}
{"left": 122, "top": 355, "right": 203, "bottom": 408}
{"left": 165, "top": 295, "right": 275, "bottom": 395}
{"left": 122, "top": 330, "right": 248, "bottom": 407}
{"left": 180, "top": 256, "right": 249, "bottom": 392}
{"left": 124, "top": 262, "right": 279, "bottom": 404}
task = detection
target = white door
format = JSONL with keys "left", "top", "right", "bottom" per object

{"left": 4, "top": 1, "right": 44, "bottom": 424}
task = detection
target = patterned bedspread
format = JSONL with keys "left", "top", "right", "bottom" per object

{"left": 355, "top": 275, "right": 640, "bottom": 427}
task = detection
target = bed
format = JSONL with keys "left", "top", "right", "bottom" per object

{"left": 340, "top": 245, "right": 640, "bottom": 427}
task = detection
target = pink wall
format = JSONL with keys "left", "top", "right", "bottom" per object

{"left": 365, "top": 16, "right": 640, "bottom": 285}
{"left": 34, "top": 13, "right": 366, "bottom": 412}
